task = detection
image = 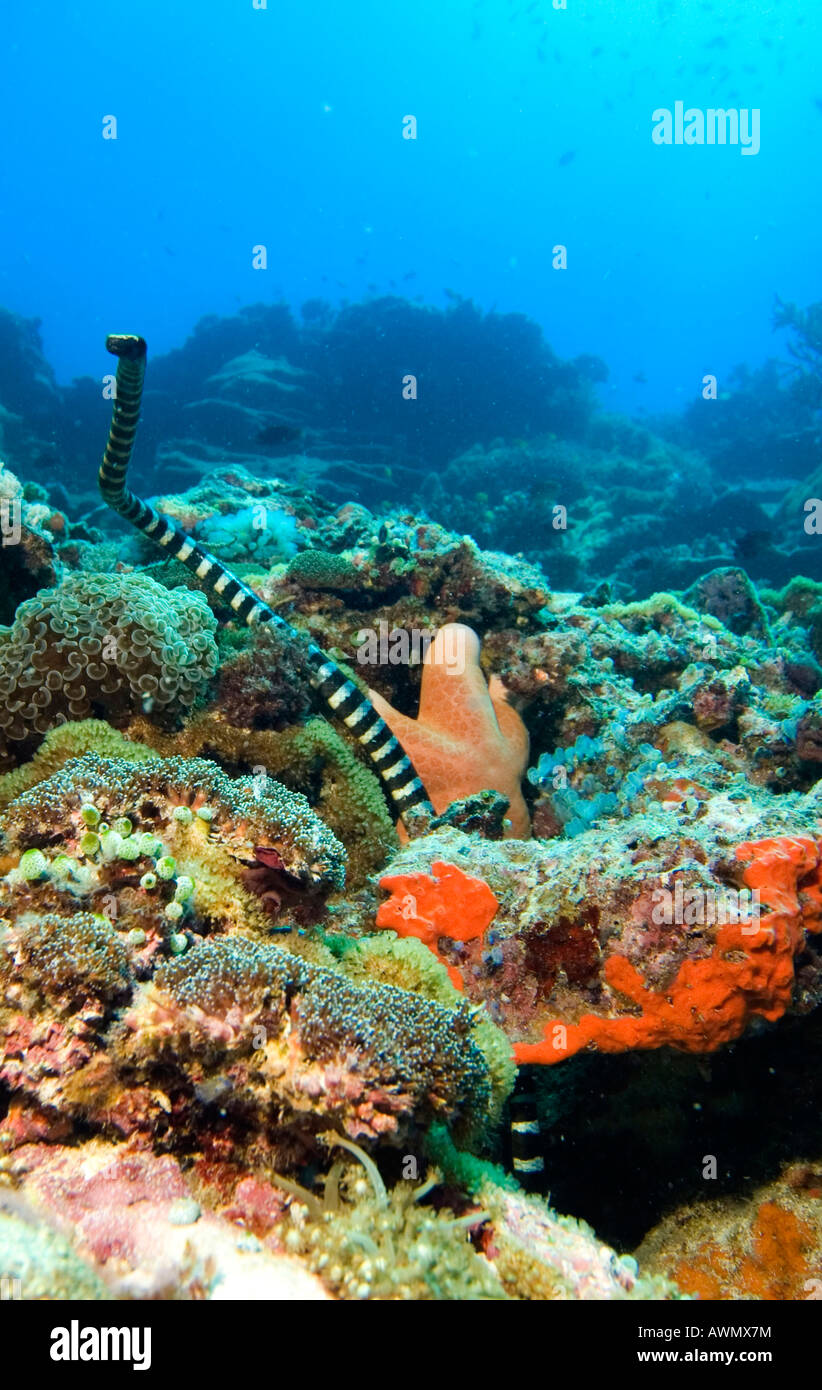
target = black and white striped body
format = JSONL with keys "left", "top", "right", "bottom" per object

{"left": 508, "top": 1072, "right": 545, "bottom": 1190}
{"left": 99, "top": 334, "right": 433, "bottom": 828}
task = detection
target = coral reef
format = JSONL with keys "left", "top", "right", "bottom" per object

{"left": 281, "top": 1151, "right": 507, "bottom": 1300}
{"left": 377, "top": 859, "right": 501, "bottom": 989}
{"left": 121, "top": 935, "right": 494, "bottom": 1148}
{"left": 0, "top": 463, "right": 62, "bottom": 625}
{"left": 516, "top": 835, "right": 822, "bottom": 1065}
{"left": 0, "top": 1207, "right": 110, "bottom": 1301}
{"left": 0, "top": 1141, "right": 328, "bottom": 1299}
{"left": 0, "top": 1134, "right": 678, "bottom": 1302}
{"left": 0, "top": 752, "right": 346, "bottom": 891}
{"left": 124, "top": 711, "right": 398, "bottom": 890}
{"left": 0, "top": 719, "right": 156, "bottom": 808}
{"left": 371, "top": 806, "right": 822, "bottom": 1058}
{"left": 637, "top": 1163, "right": 822, "bottom": 1300}
{"left": 0, "top": 915, "right": 500, "bottom": 1161}
{"left": 4, "top": 296, "right": 822, "bottom": 1302}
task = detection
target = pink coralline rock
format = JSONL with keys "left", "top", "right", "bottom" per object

{"left": 4, "top": 1140, "right": 329, "bottom": 1300}
{"left": 219, "top": 1175, "right": 289, "bottom": 1236}
{"left": 484, "top": 1185, "right": 676, "bottom": 1300}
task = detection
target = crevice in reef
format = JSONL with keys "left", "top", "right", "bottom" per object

{"left": 528, "top": 1006, "right": 822, "bottom": 1251}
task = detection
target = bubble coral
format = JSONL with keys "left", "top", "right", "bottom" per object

{"left": 0, "top": 572, "right": 218, "bottom": 749}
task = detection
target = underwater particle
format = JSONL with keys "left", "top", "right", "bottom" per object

{"left": 139, "top": 871, "right": 157, "bottom": 891}
{"left": 172, "top": 806, "right": 194, "bottom": 826}
{"left": 167, "top": 1198, "right": 201, "bottom": 1227}
{"left": 155, "top": 855, "right": 177, "bottom": 880}
{"left": 80, "top": 804, "right": 101, "bottom": 827}
{"left": 18, "top": 848, "right": 49, "bottom": 880}
{"left": 79, "top": 831, "right": 100, "bottom": 857}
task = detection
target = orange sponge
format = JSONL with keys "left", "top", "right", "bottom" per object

{"left": 515, "top": 834, "right": 822, "bottom": 1066}
{"left": 376, "top": 859, "right": 499, "bottom": 990}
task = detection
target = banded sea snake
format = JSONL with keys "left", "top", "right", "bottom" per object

{"left": 98, "top": 334, "right": 433, "bottom": 831}
{"left": 100, "top": 334, "right": 546, "bottom": 1189}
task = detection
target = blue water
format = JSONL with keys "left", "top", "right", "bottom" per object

{"left": 2, "top": 0, "right": 819, "bottom": 416}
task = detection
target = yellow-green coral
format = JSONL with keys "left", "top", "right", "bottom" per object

{"left": 599, "top": 593, "right": 721, "bottom": 630}
{"left": 0, "top": 720, "right": 155, "bottom": 809}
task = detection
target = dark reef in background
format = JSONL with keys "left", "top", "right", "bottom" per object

{"left": 1, "top": 293, "right": 821, "bottom": 598}
{"left": 657, "top": 295, "right": 822, "bottom": 483}
{"left": 0, "top": 297, "right": 604, "bottom": 498}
